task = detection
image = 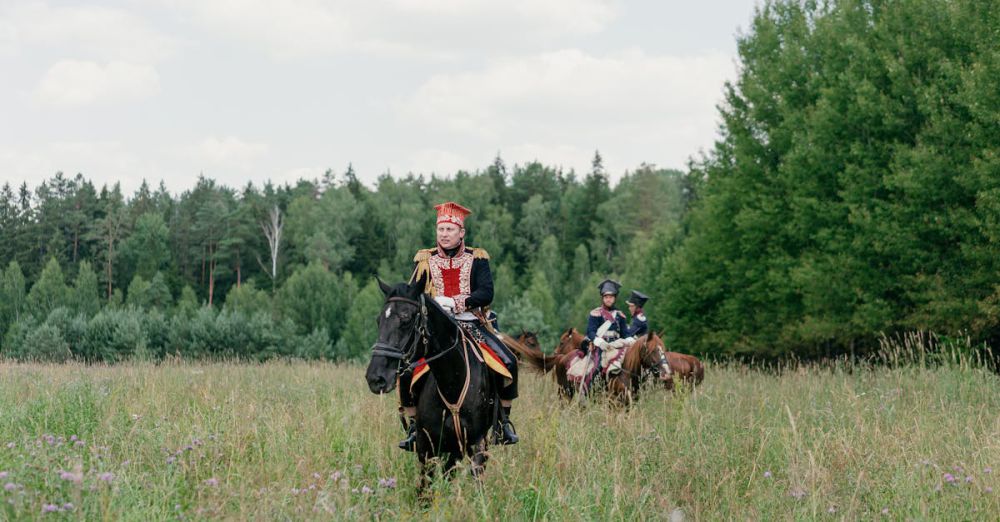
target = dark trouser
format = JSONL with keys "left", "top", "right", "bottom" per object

{"left": 399, "top": 319, "right": 518, "bottom": 407}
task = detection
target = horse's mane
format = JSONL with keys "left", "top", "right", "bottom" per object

{"left": 384, "top": 281, "right": 460, "bottom": 332}
{"left": 622, "top": 335, "right": 650, "bottom": 372}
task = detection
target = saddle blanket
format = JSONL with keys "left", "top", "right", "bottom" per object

{"left": 410, "top": 341, "right": 513, "bottom": 392}
{"left": 565, "top": 339, "right": 632, "bottom": 383}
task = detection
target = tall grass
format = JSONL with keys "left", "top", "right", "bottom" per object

{"left": 1, "top": 341, "right": 998, "bottom": 520}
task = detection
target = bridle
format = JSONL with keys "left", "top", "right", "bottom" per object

{"left": 370, "top": 293, "right": 473, "bottom": 451}
{"left": 620, "top": 337, "right": 672, "bottom": 379}
{"left": 370, "top": 295, "right": 429, "bottom": 373}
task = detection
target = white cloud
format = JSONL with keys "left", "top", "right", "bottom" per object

{"left": 194, "top": 136, "right": 270, "bottom": 168}
{"left": 164, "top": 0, "right": 351, "bottom": 60}
{"left": 160, "top": 0, "right": 618, "bottom": 59}
{"left": 35, "top": 60, "right": 160, "bottom": 108}
{"left": 400, "top": 148, "right": 474, "bottom": 176}
{"left": 0, "top": 1, "right": 178, "bottom": 62}
{"left": 0, "top": 141, "right": 156, "bottom": 192}
{"left": 399, "top": 48, "right": 732, "bottom": 173}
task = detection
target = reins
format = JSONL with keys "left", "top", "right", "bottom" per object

{"left": 371, "top": 293, "right": 475, "bottom": 451}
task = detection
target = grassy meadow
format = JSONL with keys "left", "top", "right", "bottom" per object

{"left": 1, "top": 354, "right": 998, "bottom": 520}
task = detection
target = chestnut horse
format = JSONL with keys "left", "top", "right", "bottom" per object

{"left": 513, "top": 329, "right": 668, "bottom": 405}
{"left": 514, "top": 329, "right": 704, "bottom": 401}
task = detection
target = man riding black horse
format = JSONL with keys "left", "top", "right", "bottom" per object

{"left": 396, "top": 201, "right": 519, "bottom": 451}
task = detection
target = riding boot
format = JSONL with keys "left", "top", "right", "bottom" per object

{"left": 496, "top": 406, "right": 519, "bottom": 445}
{"left": 398, "top": 415, "right": 417, "bottom": 452}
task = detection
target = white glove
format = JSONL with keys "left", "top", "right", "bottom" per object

{"left": 434, "top": 296, "right": 456, "bottom": 312}
{"left": 623, "top": 336, "right": 636, "bottom": 344}
{"left": 593, "top": 337, "right": 609, "bottom": 349}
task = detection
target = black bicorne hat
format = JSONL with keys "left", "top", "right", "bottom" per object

{"left": 626, "top": 290, "right": 648, "bottom": 308}
{"left": 597, "top": 279, "right": 622, "bottom": 296}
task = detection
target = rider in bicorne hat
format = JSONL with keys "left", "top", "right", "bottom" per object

{"left": 582, "top": 279, "right": 629, "bottom": 352}
{"left": 396, "top": 201, "right": 519, "bottom": 451}
{"left": 625, "top": 290, "right": 649, "bottom": 338}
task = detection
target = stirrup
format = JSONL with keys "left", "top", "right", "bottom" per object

{"left": 398, "top": 418, "right": 417, "bottom": 452}
{"left": 495, "top": 419, "right": 519, "bottom": 445}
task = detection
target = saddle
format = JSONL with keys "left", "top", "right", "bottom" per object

{"left": 410, "top": 341, "right": 512, "bottom": 392}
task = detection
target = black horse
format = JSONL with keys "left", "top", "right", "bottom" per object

{"left": 365, "top": 275, "right": 500, "bottom": 490}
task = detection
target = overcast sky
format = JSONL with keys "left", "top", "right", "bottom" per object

{"left": 1, "top": 0, "right": 761, "bottom": 193}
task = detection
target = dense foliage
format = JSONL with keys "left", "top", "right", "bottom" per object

{"left": 0, "top": 157, "right": 685, "bottom": 362}
{"left": 657, "top": 0, "right": 1000, "bottom": 359}
{"left": 5, "top": 0, "right": 1000, "bottom": 362}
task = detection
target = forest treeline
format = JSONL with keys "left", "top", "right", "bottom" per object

{"left": 4, "top": 0, "right": 1000, "bottom": 362}
{"left": 0, "top": 154, "right": 687, "bottom": 362}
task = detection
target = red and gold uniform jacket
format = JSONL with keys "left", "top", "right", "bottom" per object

{"left": 410, "top": 245, "right": 493, "bottom": 315}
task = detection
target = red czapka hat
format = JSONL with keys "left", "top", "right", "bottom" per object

{"left": 435, "top": 201, "right": 472, "bottom": 228}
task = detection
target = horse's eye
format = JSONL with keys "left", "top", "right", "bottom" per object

{"left": 399, "top": 312, "right": 412, "bottom": 322}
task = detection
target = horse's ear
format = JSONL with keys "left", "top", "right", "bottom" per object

{"left": 409, "top": 271, "right": 427, "bottom": 298}
{"left": 376, "top": 276, "right": 392, "bottom": 297}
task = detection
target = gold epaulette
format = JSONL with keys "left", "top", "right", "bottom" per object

{"left": 413, "top": 248, "right": 434, "bottom": 263}
{"left": 472, "top": 247, "right": 490, "bottom": 260}
{"left": 411, "top": 248, "right": 435, "bottom": 295}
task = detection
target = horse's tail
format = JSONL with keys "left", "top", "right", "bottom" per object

{"left": 499, "top": 334, "right": 562, "bottom": 374}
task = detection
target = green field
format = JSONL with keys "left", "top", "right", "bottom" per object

{"left": 1, "top": 357, "right": 998, "bottom": 520}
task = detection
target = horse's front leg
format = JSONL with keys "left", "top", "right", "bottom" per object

{"left": 469, "top": 438, "right": 489, "bottom": 479}
{"left": 417, "top": 453, "right": 432, "bottom": 504}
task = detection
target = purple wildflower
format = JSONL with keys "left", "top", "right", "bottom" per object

{"left": 0, "top": 472, "right": 7, "bottom": 480}
{"left": 966, "top": 476, "right": 973, "bottom": 483}
{"left": 944, "top": 473, "right": 956, "bottom": 483}
{"left": 379, "top": 477, "right": 397, "bottom": 489}
{"left": 62, "top": 503, "right": 74, "bottom": 511}
{"left": 203, "top": 478, "right": 218, "bottom": 487}
{"left": 59, "top": 471, "right": 82, "bottom": 484}
{"left": 69, "top": 435, "right": 78, "bottom": 442}
{"left": 312, "top": 472, "right": 321, "bottom": 480}
{"left": 985, "top": 467, "right": 993, "bottom": 474}
{"left": 166, "top": 456, "right": 176, "bottom": 465}
{"left": 763, "top": 470, "right": 772, "bottom": 478}
{"left": 4, "top": 443, "right": 13, "bottom": 449}
{"left": 192, "top": 438, "right": 202, "bottom": 446}
{"left": 98, "top": 472, "right": 115, "bottom": 483}
{"left": 291, "top": 488, "right": 301, "bottom": 495}
{"left": 74, "top": 441, "right": 85, "bottom": 448}
{"left": 41, "top": 504, "right": 60, "bottom": 513}
{"left": 827, "top": 506, "right": 837, "bottom": 514}
{"left": 4, "top": 483, "right": 17, "bottom": 492}
{"left": 881, "top": 508, "right": 889, "bottom": 516}
{"left": 789, "top": 487, "right": 807, "bottom": 500}
{"left": 986, "top": 486, "right": 994, "bottom": 493}
{"left": 361, "top": 485, "right": 373, "bottom": 494}
{"left": 330, "top": 471, "right": 342, "bottom": 482}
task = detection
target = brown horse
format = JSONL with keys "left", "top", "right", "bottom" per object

{"left": 514, "top": 329, "right": 704, "bottom": 400}
{"left": 649, "top": 333, "right": 705, "bottom": 390}
{"left": 513, "top": 329, "right": 671, "bottom": 404}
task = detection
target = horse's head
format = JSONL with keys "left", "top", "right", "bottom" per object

{"left": 557, "top": 328, "right": 584, "bottom": 355}
{"left": 517, "top": 331, "right": 540, "bottom": 350}
{"left": 365, "top": 273, "right": 428, "bottom": 394}
{"left": 642, "top": 334, "right": 674, "bottom": 384}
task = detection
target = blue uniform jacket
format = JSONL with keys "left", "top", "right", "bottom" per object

{"left": 626, "top": 313, "right": 648, "bottom": 337}
{"left": 585, "top": 307, "right": 628, "bottom": 342}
